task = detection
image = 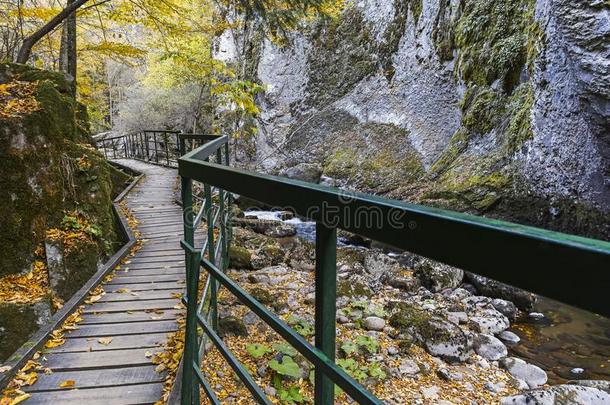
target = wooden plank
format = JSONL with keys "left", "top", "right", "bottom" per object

{"left": 106, "top": 274, "right": 184, "bottom": 284}
{"left": 26, "top": 382, "right": 163, "bottom": 404}
{"left": 127, "top": 256, "right": 185, "bottom": 265}
{"left": 99, "top": 289, "right": 182, "bottom": 302}
{"left": 65, "top": 320, "right": 178, "bottom": 338}
{"left": 52, "top": 333, "right": 169, "bottom": 353}
{"left": 82, "top": 299, "right": 180, "bottom": 313}
{"left": 42, "top": 348, "right": 155, "bottom": 371}
{"left": 24, "top": 366, "right": 164, "bottom": 392}
{"left": 79, "top": 310, "right": 181, "bottom": 325}
{"left": 110, "top": 268, "right": 184, "bottom": 276}
{"left": 102, "top": 282, "right": 184, "bottom": 292}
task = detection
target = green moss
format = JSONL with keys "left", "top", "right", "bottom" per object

{"left": 461, "top": 86, "right": 506, "bottom": 134}
{"left": 504, "top": 83, "right": 535, "bottom": 153}
{"left": 389, "top": 303, "right": 453, "bottom": 344}
{"left": 323, "top": 123, "right": 424, "bottom": 194}
{"left": 337, "top": 279, "right": 373, "bottom": 298}
{"left": 455, "top": 0, "right": 536, "bottom": 93}
{"left": 0, "top": 302, "right": 42, "bottom": 362}
{"left": 229, "top": 245, "right": 253, "bottom": 269}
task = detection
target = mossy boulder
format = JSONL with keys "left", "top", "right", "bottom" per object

{"left": 229, "top": 245, "right": 253, "bottom": 270}
{"left": 389, "top": 302, "right": 473, "bottom": 363}
{"left": 0, "top": 299, "right": 52, "bottom": 362}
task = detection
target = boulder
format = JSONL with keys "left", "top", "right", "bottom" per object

{"left": 499, "top": 357, "right": 547, "bottom": 389}
{"left": 469, "top": 307, "right": 510, "bottom": 334}
{"left": 501, "top": 385, "right": 610, "bottom": 405}
{"left": 492, "top": 298, "right": 518, "bottom": 320}
{"left": 389, "top": 303, "right": 473, "bottom": 363}
{"left": 473, "top": 333, "right": 508, "bottom": 361}
{"left": 279, "top": 163, "right": 323, "bottom": 183}
{"left": 415, "top": 259, "right": 464, "bottom": 292}
{"left": 232, "top": 218, "right": 296, "bottom": 238}
{"left": 229, "top": 245, "right": 253, "bottom": 270}
{"left": 466, "top": 272, "right": 537, "bottom": 310}
{"left": 364, "top": 251, "right": 401, "bottom": 287}
{"left": 498, "top": 330, "right": 521, "bottom": 344}
{"left": 363, "top": 316, "right": 386, "bottom": 331}
{"left": 219, "top": 316, "right": 249, "bottom": 337}
{"left": 568, "top": 380, "right": 610, "bottom": 394}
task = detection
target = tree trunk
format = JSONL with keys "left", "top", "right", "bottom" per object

{"left": 16, "top": 0, "right": 90, "bottom": 64}
{"left": 59, "top": 0, "right": 77, "bottom": 95}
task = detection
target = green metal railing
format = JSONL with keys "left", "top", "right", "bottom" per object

{"left": 178, "top": 136, "right": 610, "bottom": 404}
{"left": 95, "top": 130, "right": 211, "bottom": 167}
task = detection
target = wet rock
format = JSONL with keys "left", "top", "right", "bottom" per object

{"left": 465, "top": 273, "right": 536, "bottom": 310}
{"left": 500, "top": 384, "right": 610, "bottom": 405}
{"left": 280, "top": 163, "right": 323, "bottom": 183}
{"left": 337, "top": 315, "right": 350, "bottom": 324}
{"left": 498, "top": 330, "right": 521, "bottom": 344}
{"left": 473, "top": 333, "right": 508, "bottom": 361}
{"left": 491, "top": 299, "right": 518, "bottom": 321}
{"left": 499, "top": 357, "right": 547, "bottom": 389}
{"left": 363, "top": 316, "right": 385, "bottom": 331}
{"left": 415, "top": 259, "right": 464, "bottom": 292}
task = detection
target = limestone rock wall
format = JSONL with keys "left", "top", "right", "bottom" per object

{"left": 220, "top": 0, "right": 610, "bottom": 239}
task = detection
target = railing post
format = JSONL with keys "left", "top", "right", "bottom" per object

{"left": 154, "top": 132, "right": 158, "bottom": 162}
{"left": 181, "top": 176, "right": 199, "bottom": 405}
{"left": 164, "top": 132, "right": 170, "bottom": 166}
{"left": 144, "top": 132, "right": 150, "bottom": 161}
{"left": 204, "top": 179, "right": 218, "bottom": 332}
{"left": 314, "top": 223, "right": 337, "bottom": 405}
{"left": 123, "top": 137, "right": 127, "bottom": 158}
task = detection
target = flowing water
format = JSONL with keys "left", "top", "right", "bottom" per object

{"left": 244, "top": 210, "right": 610, "bottom": 384}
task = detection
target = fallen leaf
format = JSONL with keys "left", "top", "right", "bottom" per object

{"left": 97, "top": 337, "right": 113, "bottom": 346}
{"left": 9, "top": 394, "right": 30, "bottom": 405}
{"left": 59, "top": 379, "right": 75, "bottom": 388}
{"left": 0, "top": 366, "right": 10, "bottom": 373}
{"left": 145, "top": 351, "right": 153, "bottom": 358}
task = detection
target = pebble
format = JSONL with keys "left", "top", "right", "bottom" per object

{"left": 399, "top": 359, "right": 420, "bottom": 375}
{"left": 420, "top": 386, "right": 440, "bottom": 400}
{"left": 387, "top": 346, "right": 399, "bottom": 356}
{"left": 571, "top": 367, "right": 585, "bottom": 375}
{"left": 498, "top": 330, "right": 521, "bottom": 344}
{"left": 337, "top": 315, "right": 350, "bottom": 324}
{"left": 437, "top": 368, "right": 463, "bottom": 381}
{"left": 264, "top": 386, "right": 277, "bottom": 397}
{"left": 529, "top": 312, "right": 545, "bottom": 320}
{"left": 363, "top": 316, "right": 386, "bottom": 331}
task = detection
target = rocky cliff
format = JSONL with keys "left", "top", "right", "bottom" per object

{"left": 218, "top": 0, "right": 610, "bottom": 239}
{"left": 0, "top": 63, "right": 130, "bottom": 361}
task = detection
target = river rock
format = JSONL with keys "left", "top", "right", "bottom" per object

{"left": 500, "top": 357, "right": 548, "bottom": 389}
{"left": 473, "top": 333, "right": 508, "bottom": 361}
{"left": 415, "top": 259, "right": 464, "bottom": 292}
{"left": 469, "top": 308, "right": 510, "bottom": 334}
{"left": 279, "top": 163, "right": 323, "bottom": 183}
{"left": 229, "top": 245, "right": 253, "bottom": 269}
{"left": 389, "top": 303, "right": 473, "bottom": 363}
{"left": 232, "top": 217, "right": 296, "bottom": 238}
{"left": 364, "top": 251, "right": 401, "bottom": 286}
{"left": 363, "top": 316, "right": 386, "bottom": 331}
{"left": 492, "top": 298, "right": 518, "bottom": 320}
{"left": 465, "top": 272, "right": 537, "bottom": 310}
{"left": 399, "top": 359, "right": 420, "bottom": 376}
{"left": 498, "top": 330, "right": 521, "bottom": 344}
{"left": 568, "top": 380, "right": 610, "bottom": 394}
{"left": 500, "top": 385, "right": 610, "bottom": 405}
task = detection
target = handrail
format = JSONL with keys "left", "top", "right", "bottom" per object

{"left": 178, "top": 136, "right": 610, "bottom": 404}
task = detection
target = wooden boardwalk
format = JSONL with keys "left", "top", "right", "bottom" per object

{"left": 24, "top": 160, "right": 195, "bottom": 404}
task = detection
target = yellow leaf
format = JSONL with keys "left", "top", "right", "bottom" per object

{"left": 0, "top": 366, "right": 10, "bottom": 373}
{"left": 45, "top": 339, "right": 65, "bottom": 349}
{"left": 97, "top": 338, "right": 113, "bottom": 346}
{"left": 9, "top": 394, "right": 30, "bottom": 405}
{"left": 59, "top": 379, "right": 76, "bottom": 388}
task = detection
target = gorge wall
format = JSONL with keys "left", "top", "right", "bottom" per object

{"left": 218, "top": 0, "right": 610, "bottom": 239}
